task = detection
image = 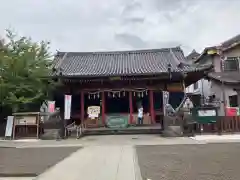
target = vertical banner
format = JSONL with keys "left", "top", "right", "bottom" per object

{"left": 64, "top": 95, "right": 72, "bottom": 120}
{"left": 162, "top": 91, "right": 169, "bottom": 115}
{"left": 5, "top": 116, "right": 14, "bottom": 138}
{"left": 48, "top": 101, "right": 55, "bottom": 113}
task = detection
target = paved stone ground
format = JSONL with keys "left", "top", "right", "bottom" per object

{"left": 36, "top": 146, "right": 139, "bottom": 180}
{"left": 0, "top": 147, "right": 80, "bottom": 177}
{"left": 136, "top": 143, "right": 240, "bottom": 180}
{"left": 0, "top": 135, "right": 201, "bottom": 148}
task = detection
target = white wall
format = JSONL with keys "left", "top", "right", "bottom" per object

{"left": 186, "top": 79, "right": 211, "bottom": 97}
{"left": 211, "top": 80, "right": 237, "bottom": 115}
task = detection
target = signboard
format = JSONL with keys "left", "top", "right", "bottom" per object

{"left": 198, "top": 110, "right": 216, "bottom": 117}
{"left": 106, "top": 115, "right": 128, "bottom": 128}
{"left": 5, "top": 116, "right": 14, "bottom": 138}
{"left": 87, "top": 106, "right": 100, "bottom": 119}
{"left": 207, "top": 49, "right": 217, "bottom": 55}
{"left": 226, "top": 107, "right": 240, "bottom": 116}
{"left": 48, "top": 101, "right": 55, "bottom": 113}
{"left": 15, "top": 116, "right": 37, "bottom": 125}
{"left": 64, "top": 95, "right": 72, "bottom": 120}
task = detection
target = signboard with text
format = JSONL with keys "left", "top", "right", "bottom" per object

{"left": 87, "top": 106, "right": 100, "bottom": 119}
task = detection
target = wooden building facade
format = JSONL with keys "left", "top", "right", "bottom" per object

{"left": 52, "top": 47, "right": 212, "bottom": 128}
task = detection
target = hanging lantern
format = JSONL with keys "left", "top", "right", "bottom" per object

{"left": 113, "top": 93, "right": 115, "bottom": 98}
{"left": 138, "top": 92, "right": 140, "bottom": 97}
{"left": 119, "top": 92, "right": 121, "bottom": 97}
{"left": 134, "top": 92, "right": 136, "bottom": 96}
{"left": 146, "top": 90, "right": 148, "bottom": 95}
{"left": 97, "top": 93, "right": 100, "bottom": 99}
{"left": 88, "top": 94, "right": 91, "bottom": 99}
{"left": 123, "top": 91, "right": 125, "bottom": 96}
{"left": 93, "top": 94, "right": 96, "bottom": 99}
{"left": 108, "top": 92, "right": 110, "bottom": 97}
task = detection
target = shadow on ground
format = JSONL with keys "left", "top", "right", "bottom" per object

{"left": 136, "top": 143, "right": 240, "bottom": 180}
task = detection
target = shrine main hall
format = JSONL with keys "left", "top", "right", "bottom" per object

{"left": 51, "top": 47, "right": 211, "bottom": 129}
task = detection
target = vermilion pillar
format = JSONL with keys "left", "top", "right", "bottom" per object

{"left": 129, "top": 91, "right": 133, "bottom": 124}
{"left": 80, "top": 91, "right": 84, "bottom": 125}
{"left": 101, "top": 91, "right": 105, "bottom": 126}
{"left": 149, "top": 90, "right": 155, "bottom": 124}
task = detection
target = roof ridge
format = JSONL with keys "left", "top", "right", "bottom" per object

{"left": 57, "top": 47, "right": 182, "bottom": 55}
{"left": 221, "top": 34, "right": 240, "bottom": 45}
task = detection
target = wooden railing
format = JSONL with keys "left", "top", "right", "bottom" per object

{"left": 196, "top": 116, "right": 240, "bottom": 134}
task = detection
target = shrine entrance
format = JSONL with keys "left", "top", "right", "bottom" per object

{"left": 105, "top": 91, "right": 130, "bottom": 128}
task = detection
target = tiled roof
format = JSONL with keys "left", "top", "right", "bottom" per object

{"left": 221, "top": 34, "right": 240, "bottom": 49}
{"left": 208, "top": 72, "right": 240, "bottom": 84}
{"left": 186, "top": 49, "right": 200, "bottom": 61}
{"left": 195, "top": 34, "right": 240, "bottom": 63}
{"left": 52, "top": 47, "right": 212, "bottom": 78}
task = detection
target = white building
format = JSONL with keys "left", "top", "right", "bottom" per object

{"left": 185, "top": 50, "right": 210, "bottom": 98}
{"left": 195, "top": 34, "right": 240, "bottom": 115}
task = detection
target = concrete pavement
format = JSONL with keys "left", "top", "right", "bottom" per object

{"left": 35, "top": 146, "right": 141, "bottom": 180}
{"left": 0, "top": 135, "right": 205, "bottom": 148}
{"left": 0, "top": 135, "right": 207, "bottom": 180}
{"left": 0, "top": 178, "right": 33, "bottom": 180}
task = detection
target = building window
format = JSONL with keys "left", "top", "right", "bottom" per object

{"left": 229, "top": 95, "right": 238, "bottom": 107}
{"left": 223, "top": 57, "right": 239, "bottom": 71}
{"left": 193, "top": 81, "right": 198, "bottom": 90}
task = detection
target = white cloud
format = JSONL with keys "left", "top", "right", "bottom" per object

{"left": 0, "top": 0, "right": 239, "bottom": 55}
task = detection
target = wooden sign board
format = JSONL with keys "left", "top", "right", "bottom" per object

{"left": 87, "top": 106, "right": 100, "bottom": 119}
{"left": 167, "top": 83, "right": 183, "bottom": 92}
{"left": 15, "top": 116, "right": 37, "bottom": 125}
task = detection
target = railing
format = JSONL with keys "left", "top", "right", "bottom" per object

{"left": 196, "top": 116, "right": 240, "bottom": 134}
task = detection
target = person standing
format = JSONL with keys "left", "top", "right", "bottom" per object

{"left": 138, "top": 105, "right": 143, "bottom": 125}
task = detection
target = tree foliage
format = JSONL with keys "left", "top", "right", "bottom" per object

{"left": 0, "top": 30, "right": 57, "bottom": 112}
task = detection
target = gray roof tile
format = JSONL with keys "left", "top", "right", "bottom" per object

{"left": 52, "top": 47, "right": 211, "bottom": 77}
{"left": 221, "top": 34, "right": 240, "bottom": 49}
{"left": 208, "top": 72, "right": 240, "bottom": 84}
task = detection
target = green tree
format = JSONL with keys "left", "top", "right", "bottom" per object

{"left": 0, "top": 30, "right": 57, "bottom": 112}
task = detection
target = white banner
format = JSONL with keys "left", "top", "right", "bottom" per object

{"left": 64, "top": 95, "right": 72, "bottom": 120}
{"left": 162, "top": 91, "right": 169, "bottom": 115}
{"left": 5, "top": 116, "right": 14, "bottom": 137}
